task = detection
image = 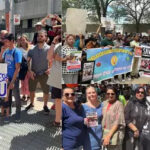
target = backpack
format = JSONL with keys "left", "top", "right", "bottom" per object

{"left": 13, "top": 50, "right": 28, "bottom": 80}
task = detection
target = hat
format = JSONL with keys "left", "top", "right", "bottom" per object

{"left": 34, "top": 22, "right": 43, "bottom": 27}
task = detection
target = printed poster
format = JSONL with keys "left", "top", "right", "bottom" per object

{"left": 66, "top": 51, "right": 82, "bottom": 71}
{"left": 82, "top": 61, "right": 94, "bottom": 82}
{"left": 0, "top": 63, "right": 7, "bottom": 97}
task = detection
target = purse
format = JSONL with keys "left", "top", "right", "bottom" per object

{"left": 103, "top": 128, "right": 119, "bottom": 145}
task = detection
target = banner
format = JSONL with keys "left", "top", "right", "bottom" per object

{"left": 82, "top": 61, "right": 95, "bottom": 82}
{"left": 140, "top": 45, "right": 150, "bottom": 77}
{"left": 86, "top": 47, "right": 134, "bottom": 82}
{"left": 0, "top": 64, "right": 7, "bottom": 97}
{"left": 66, "top": 8, "right": 87, "bottom": 34}
{"left": 66, "top": 51, "right": 82, "bottom": 71}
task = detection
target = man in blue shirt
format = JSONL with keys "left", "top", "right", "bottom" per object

{"left": 1, "top": 33, "right": 22, "bottom": 122}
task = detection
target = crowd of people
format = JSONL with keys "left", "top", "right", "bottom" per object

{"left": 62, "top": 84, "right": 150, "bottom": 150}
{"left": 62, "top": 30, "right": 150, "bottom": 84}
{"left": 0, "top": 14, "right": 62, "bottom": 125}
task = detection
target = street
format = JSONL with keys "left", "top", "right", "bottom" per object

{"left": 0, "top": 89, "right": 61, "bottom": 150}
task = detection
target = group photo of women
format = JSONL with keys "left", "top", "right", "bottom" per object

{"left": 62, "top": 84, "right": 150, "bottom": 150}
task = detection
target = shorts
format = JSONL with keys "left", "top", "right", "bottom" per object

{"left": 0, "top": 98, "right": 10, "bottom": 108}
{"left": 29, "top": 74, "right": 50, "bottom": 94}
{"left": 51, "top": 87, "right": 61, "bottom": 99}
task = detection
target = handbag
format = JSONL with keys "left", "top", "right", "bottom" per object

{"left": 103, "top": 128, "right": 119, "bottom": 145}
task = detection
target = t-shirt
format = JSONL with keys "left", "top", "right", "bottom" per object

{"left": 101, "top": 38, "right": 114, "bottom": 46}
{"left": 28, "top": 43, "right": 50, "bottom": 75}
{"left": 62, "top": 103, "right": 86, "bottom": 150}
{"left": 2, "top": 48, "right": 22, "bottom": 79}
{"left": 82, "top": 103, "right": 103, "bottom": 150}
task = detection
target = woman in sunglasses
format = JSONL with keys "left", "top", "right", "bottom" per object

{"left": 62, "top": 87, "right": 86, "bottom": 150}
{"left": 123, "top": 86, "right": 147, "bottom": 150}
{"left": 82, "top": 85, "right": 103, "bottom": 150}
{"left": 102, "top": 85, "right": 125, "bottom": 150}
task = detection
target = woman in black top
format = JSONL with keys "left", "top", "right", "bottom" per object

{"left": 123, "top": 86, "right": 148, "bottom": 150}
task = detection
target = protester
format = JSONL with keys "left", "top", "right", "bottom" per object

{"left": 124, "top": 87, "right": 147, "bottom": 150}
{"left": 140, "top": 86, "right": 150, "bottom": 150}
{"left": 47, "top": 35, "right": 62, "bottom": 126}
{"left": 62, "top": 34, "right": 79, "bottom": 83}
{"left": 101, "top": 31, "right": 114, "bottom": 47}
{"left": 130, "top": 34, "right": 140, "bottom": 79}
{"left": 1, "top": 33, "right": 22, "bottom": 122}
{"left": 62, "top": 87, "right": 86, "bottom": 150}
{"left": 25, "top": 30, "right": 50, "bottom": 114}
{"left": 19, "top": 34, "right": 31, "bottom": 101}
{"left": 102, "top": 86, "right": 125, "bottom": 150}
{"left": 82, "top": 85, "right": 103, "bottom": 150}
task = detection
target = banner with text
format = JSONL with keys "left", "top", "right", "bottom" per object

{"left": 86, "top": 47, "right": 134, "bottom": 82}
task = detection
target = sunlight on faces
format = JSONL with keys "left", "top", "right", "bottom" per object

{"left": 106, "top": 89, "right": 116, "bottom": 102}
{"left": 37, "top": 32, "right": 47, "bottom": 43}
{"left": 63, "top": 88, "right": 75, "bottom": 104}
{"left": 86, "top": 87, "right": 98, "bottom": 102}
{"left": 66, "top": 35, "right": 75, "bottom": 47}
{"left": 136, "top": 88, "right": 145, "bottom": 100}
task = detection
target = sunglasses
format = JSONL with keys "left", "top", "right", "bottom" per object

{"left": 106, "top": 93, "right": 115, "bottom": 96}
{"left": 137, "top": 91, "right": 144, "bottom": 94}
{"left": 64, "top": 93, "right": 75, "bottom": 97}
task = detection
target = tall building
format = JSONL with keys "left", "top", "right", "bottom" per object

{"left": 14, "top": 0, "right": 61, "bottom": 40}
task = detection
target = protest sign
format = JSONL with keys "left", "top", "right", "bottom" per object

{"left": 86, "top": 47, "right": 134, "bottom": 82}
{"left": 140, "top": 45, "right": 150, "bottom": 77}
{"left": 82, "top": 61, "right": 95, "bottom": 82}
{"left": 134, "top": 46, "right": 142, "bottom": 57}
{"left": 66, "top": 8, "right": 87, "bottom": 34}
{"left": 0, "top": 63, "right": 7, "bottom": 97}
{"left": 66, "top": 51, "right": 82, "bottom": 71}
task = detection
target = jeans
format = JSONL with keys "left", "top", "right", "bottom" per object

{"left": 9, "top": 78, "right": 21, "bottom": 117}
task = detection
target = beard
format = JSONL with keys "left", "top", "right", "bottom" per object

{"left": 37, "top": 40, "right": 45, "bottom": 44}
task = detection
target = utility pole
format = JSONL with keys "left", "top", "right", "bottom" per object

{"left": 10, "top": 0, "right": 15, "bottom": 35}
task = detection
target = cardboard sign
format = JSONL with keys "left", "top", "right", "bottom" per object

{"left": 66, "top": 8, "right": 87, "bottom": 34}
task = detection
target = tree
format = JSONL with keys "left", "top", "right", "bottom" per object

{"left": 117, "top": 0, "right": 150, "bottom": 32}
{"left": 62, "top": 0, "right": 116, "bottom": 22}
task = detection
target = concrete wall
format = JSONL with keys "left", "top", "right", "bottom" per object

{"left": 123, "top": 24, "right": 150, "bottom": 33}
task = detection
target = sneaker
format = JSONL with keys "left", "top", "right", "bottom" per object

{"left": 15, "top": 114, "right": 21, "bottom": 123}
{"left": 4, "top": 117, "right": 10, "bottom": 123}
{"left": 25, "top": 103, "right": 34, "bottom": 111}
{"left": 43, "top": 105, "right": 50, "bottom": 115}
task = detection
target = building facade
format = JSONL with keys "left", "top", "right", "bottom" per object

{"left": 14, "top": 0, "right": 61, "bottom": 40}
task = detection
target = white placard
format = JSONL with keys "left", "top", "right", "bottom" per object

{"left": 66, "top": 8, "right": 87, "bottom": 35}
{"left": 0, "top": 63, "right": 7, "bottom": 97}
{"left": 14, "top": 14, "right": 21, "bottom": 25}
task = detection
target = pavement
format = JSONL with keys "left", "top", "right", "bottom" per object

{"left": 0, "top": 89, "right": 61, "bottom": 150}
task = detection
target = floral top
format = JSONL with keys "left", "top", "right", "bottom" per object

{"left": 102, "top": 100, "right": 125, "bottom": 130}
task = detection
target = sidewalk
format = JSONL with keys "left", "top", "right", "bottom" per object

{"left": 0, "top": 89, "right": 61, "bottom": 150}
